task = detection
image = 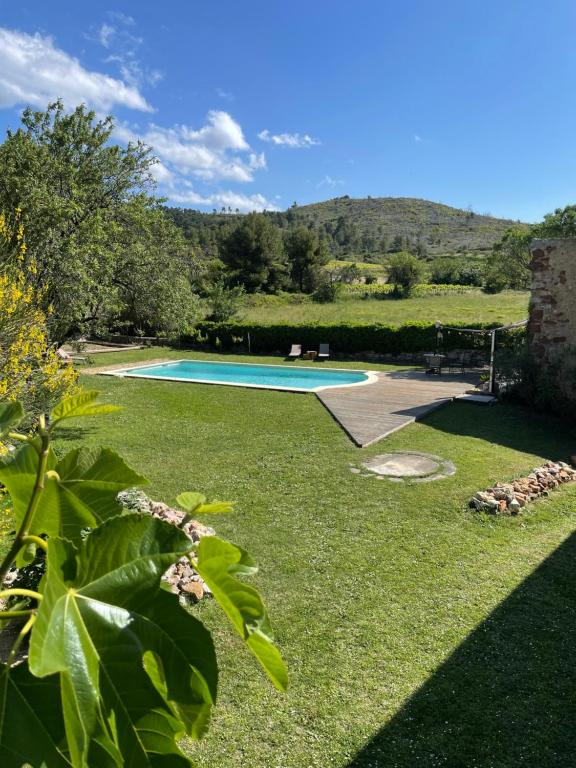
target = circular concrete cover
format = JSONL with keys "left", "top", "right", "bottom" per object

{"left": 364, "top": 453, "right": 440, "bottom": 477}
{"left": 357, "top": 452, "right": 456, "bottom": 482}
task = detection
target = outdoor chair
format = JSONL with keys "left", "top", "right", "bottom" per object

{"left": 446, "top": 350, "right": 465, "bottom": 374}
{"left": 56, "top": 348, "right": 86, "bottom": 364}
{"left": 424, "top": 354, "right": 444, "bottom": 375}
{"left": 318, "top": 343, "right": 330, "bottom": 360}
{"left": 459, "top": 351, "right": 474, "bottom": 372}
{"left": 287, "top": 344, "right": 302, "bottom": 359}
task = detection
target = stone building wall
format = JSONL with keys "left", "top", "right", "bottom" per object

{"left": 529, "top": 238, "right": 576, "bottom": 399}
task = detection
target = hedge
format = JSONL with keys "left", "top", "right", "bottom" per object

{"left": 184, "top": 321, "right": 525, "bottom": 356}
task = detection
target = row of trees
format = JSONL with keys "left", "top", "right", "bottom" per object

{"left": 165, "top": 207, "right": 431, "bottom": 262}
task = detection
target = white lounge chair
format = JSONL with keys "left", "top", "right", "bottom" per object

{"left": 288, "top": 344, "right": 302, "bottom": 359}
{"left": 318, "top": 343, "right": 330, "bottom": 360}
{"left": 57, "top": 348, "right": 86, "bottom": 363}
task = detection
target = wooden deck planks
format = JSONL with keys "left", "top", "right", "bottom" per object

{"left": 317, "top": 371, "right": 475, "bottom": 446}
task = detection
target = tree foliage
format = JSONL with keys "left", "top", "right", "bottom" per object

{"left": 386, "top": 252, "right": 425, "bottom": 295}
{"left": 284, "top": 227, "right": 329, "bottom": 292}
{"left": 0, "top": 393, "right": 287, "bottom": 766}
{"left": 108, "top": 198, "right": 199, "bottom": 335}
{"left": 204, "top": 282, "right": 244, "bottom": 322}
{"left": 0, "top": 210, "right": 77, "bottom": 420}
{"left": 430, "top": 256, "right": 482, "bottom": 286}
{"left": 0, "top": 101, "right": 197, "bottom": 340}
{"left": 484, "top": 228, "right": 532, "bottom": 293}
{"left": 536, "top": 204, "right": 576, "bottom": 237}
{"left": 221, "top": 213, "right": 287, "bottom": 292}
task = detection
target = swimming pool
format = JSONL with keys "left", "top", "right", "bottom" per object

{"left": 106, "top": 359, "right": 376, "bottom": 392}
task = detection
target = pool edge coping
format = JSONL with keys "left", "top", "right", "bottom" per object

{"left": 97, "top": 357, "right": 379, "bottom": 393}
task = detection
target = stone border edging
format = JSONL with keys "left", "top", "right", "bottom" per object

{"left": 470, "top": 461, "right": 576, "bottom": 514}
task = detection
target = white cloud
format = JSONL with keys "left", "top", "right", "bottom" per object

{"left": 89, "top": 15, "right": 161, "bottom": 91}
{"left": 216, "top": 87, "right": 234, "bottom": 102}
{"left": 117, "top": 111, "right": 257, "bottom": 183}
{"left": 108, "top": 12, "right": 136, "bottom": 26}
{"left": 0, "top": 27, "right": 152, "bottom": 112}
{"left": 248, "top": 152, "right": 267, "bottom": 170}
{"left": 317, "top": 174, "right": 344, "bottom": 188}
{"left": 98, "top": 23, "right": 115, "bottom": 48}
{"left": 258, "top": 129, "right": 321, "bottom": 148}
{"left": 414, "top": 134, "right": 423, "bottom": 143}
{"left": 0, "top": 25, "right": 277, "bottom": 214}
{"left": 149, "top": 160, "right": 174, "bottom": 185}
{"left": 115, "top": 112, "right": 274, "bottom": 212}
{"left": 168, "top": 189, "right": 277, "bottom": 213}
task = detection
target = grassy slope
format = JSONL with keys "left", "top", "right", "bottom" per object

{"left": 240, "top": 290, "right": 529, "bottom": 326}
{"left": 48, "top": 350, "right": 576, "bottom": 767}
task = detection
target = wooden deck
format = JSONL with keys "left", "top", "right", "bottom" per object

{"left": 317, "top": 370, "right": 477, "bottom": 447}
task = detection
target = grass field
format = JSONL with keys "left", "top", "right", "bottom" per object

{"left": 40, "top": 349, "right": 576, "bottom": 766}
{"left": 240, "top": 290, "right": 529, "bottom": 326}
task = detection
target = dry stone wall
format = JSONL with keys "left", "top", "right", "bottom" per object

{"left": 529, "top": 238, "right": 576, "bottom": 400}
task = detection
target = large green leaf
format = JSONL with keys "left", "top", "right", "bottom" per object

{"left": 0, "top": 401, "right": 23, "bottom": 438}
{"left": 194, "top": 536, "right": 288, "bottom": 691}
{"left": 0, "top": 662, "right": 71, "bottom": 767}
{"left": 50, "top": 391, "right": 122, "bottom": 427}
{"left": 29, "top": 514, "right": 215, "bottom": 767}
{"left": 0, "top": 444, "right": 147, "bottom": 559}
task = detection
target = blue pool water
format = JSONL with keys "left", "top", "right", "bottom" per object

{"left": 111, "top": 360, "right": 371, "bottom": 391}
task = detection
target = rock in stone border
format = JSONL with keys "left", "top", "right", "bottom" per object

{"left": 117, "top": 489, "right": 214, "bottom": 603}
{"left": 470, "top": 461, "right": 576, "bottom": 515}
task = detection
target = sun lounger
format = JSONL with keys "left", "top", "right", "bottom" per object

{"left": 57, "top": 348, "right": 86, "bottom": 363}
{"left": 288, "top": 344, "right": 302, "bottom": 359}
{"left": 318, "top": 343, "right": 330, "bottom": 360}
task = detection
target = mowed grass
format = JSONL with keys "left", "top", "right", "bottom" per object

{"left": 45, "top": 350, "right": 576, "bottom": 767}
{"left": 240, "top": 290, "right": 529, "bottom": 326}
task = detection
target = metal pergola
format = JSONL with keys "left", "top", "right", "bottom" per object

{"left": 434, "top": 319, "right": 528, "bottom": 394}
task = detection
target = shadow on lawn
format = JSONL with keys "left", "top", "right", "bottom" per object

{"left": 422, "top": 400, "right": 575, "bottom": 461}
{"left": 53, "top": 424, "right": 98, "bottom": 443}
{"left": 347, "top": 528, "right": 576, "bottom": 768}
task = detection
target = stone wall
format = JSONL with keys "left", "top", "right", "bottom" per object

{"left": 529, "top": 238, "right": 576, "bottom": 399}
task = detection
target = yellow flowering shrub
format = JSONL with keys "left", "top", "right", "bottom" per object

{"left": 0, "top": 210, "right": 77, "bottom": 418}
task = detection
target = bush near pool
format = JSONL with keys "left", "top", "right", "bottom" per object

{"left": 184, "top": 322, "right": 526, "bottom": 356}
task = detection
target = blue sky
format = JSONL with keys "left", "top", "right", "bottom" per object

{"left": 0, "top": 1, "right": 574, "bottom": 220}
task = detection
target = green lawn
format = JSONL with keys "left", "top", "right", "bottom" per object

{"left": 46, "top": 350, "right": 576, "bottom": 766}
{"left": 240, "top": 290, "right": 529, "bottom": 326}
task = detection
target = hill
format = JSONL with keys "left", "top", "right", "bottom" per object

{"left": 165, "top": 196, "right": 528, "bottom": 261}
{"left": 281, "top": 196, "right": 527, "bottom": 258}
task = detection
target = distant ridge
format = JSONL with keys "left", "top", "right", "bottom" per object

{"left": 290, "top": 196, "right": 527, "bottom": 256}
{"left": 165, "top": 196, "right": 528, "bottom": 259}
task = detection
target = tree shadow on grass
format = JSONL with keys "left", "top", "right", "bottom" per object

{"left": 53, "top": 424, "right": 98, "bottom": 443}
{"left": 347, "top": 528, "right": 576, "bottom": 768}
{"left": 421, "top": 400, "right": 575, "bottom": 461}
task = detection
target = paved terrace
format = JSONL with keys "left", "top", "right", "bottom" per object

{"left": 317, "top": 370, "right": 477, "bottom": 447}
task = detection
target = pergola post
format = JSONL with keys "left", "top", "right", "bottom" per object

{"left": 488, "top": 329, "right": 496, "bottom": 394}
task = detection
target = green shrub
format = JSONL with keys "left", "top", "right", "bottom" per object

{"left": 387, "top": 252, "right": 425, "bottom": 296}
{"left": 497, "top": 342, "right": 576, "bottom": 418}
{"left": 312, "top": 281, "right": 342, "bottom": 303}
